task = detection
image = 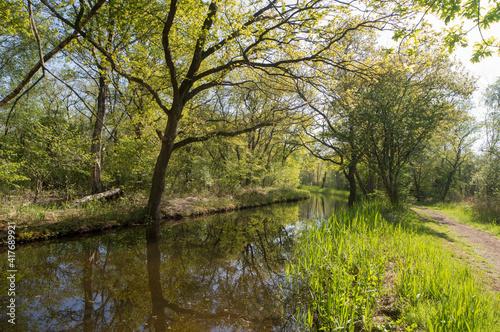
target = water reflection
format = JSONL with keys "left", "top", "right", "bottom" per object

{"left": 298, "top": 194, "right": 345, "bottom": 221}
{"left": 0, "top": 195, "right": 344, "bottom": 331}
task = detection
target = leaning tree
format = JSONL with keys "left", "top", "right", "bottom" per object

{"left": 10, "top": 0, "right": 410, "bottom": 220}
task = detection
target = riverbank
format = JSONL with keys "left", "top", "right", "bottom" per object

{"left": 0, "top": 187, "right": 310, "bottom": 245}
{"left": 287, "top": 201, "right": 500, "bottom": 331}
{"left": 298, "top": 185, "right": 349, "bottom": 199}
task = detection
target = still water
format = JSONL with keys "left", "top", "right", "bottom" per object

{"left": 0, "top": 195, "right": 344, "bottom": 331}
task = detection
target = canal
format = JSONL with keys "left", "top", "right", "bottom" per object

{"left": 0, "top": 194, "right": 344, "bottom": 331}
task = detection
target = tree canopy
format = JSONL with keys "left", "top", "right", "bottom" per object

{"left": 0, "top": 0, "right": 498, "bottom": 220}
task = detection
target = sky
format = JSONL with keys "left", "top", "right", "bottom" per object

{"left": 428, "top": 14, "right": 500, "bottom": 120}
{"left": 453, "top": 34, "right": 500, "bottom": 120}
{"left": 376, "top": 12, "right": 500, "bottom": 151}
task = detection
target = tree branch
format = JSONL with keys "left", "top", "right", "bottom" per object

{"left": 0, "top": 0, "right": 106, "bottom": 108}
{"left": 172, "top": 121, "right": 273, "bottom": 151}
{"left": 162, "top": 0, "right": 180, "bottom": 100}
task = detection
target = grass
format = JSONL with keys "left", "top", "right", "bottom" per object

{"left": 298, "top": 185, "right": 349, "bottom": 199}
{"left": 236, "top": 187, "right": 311, "bottom": 205}
{"left": 286, "top": 201, "right": 500, "bottom": 331}
{"left": 426, "top": 202, "right": 500, "bottom": 239}
{"left": 1, "top": 187, "right": 310, "bottom": 244}
{"left": 1, "top": 195, "right": 147, "bottom": 242}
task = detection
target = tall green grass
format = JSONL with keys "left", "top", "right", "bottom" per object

{"left": 287, "top": 201, "right": 500, "bottom": 331}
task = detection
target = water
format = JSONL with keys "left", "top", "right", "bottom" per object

{"left": 0, "top": 194, "right": 344, "bottom": 331}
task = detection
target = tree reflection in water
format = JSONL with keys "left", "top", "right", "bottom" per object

{"left": 145, "top": 206, "right": 296, "bottom": 331}
{"left": 0, "top": 195, "right": 344, "bottom": 331}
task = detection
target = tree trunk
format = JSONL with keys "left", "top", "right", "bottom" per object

{"left": 412, "top": 167, "right": 422, "bottom": 202}
{"left": 90, "top": 67, "right": 107, "bottom": 194}
{"left": 367, "top": 170, "right": 375, "bottom": 194}
{"left": 147, "top": 114, "right": 180, "bottom": 221}
{"left": 441, "top": 169, "right": 457, "bottom": 202}
{"left": 380, "top": 171, "right": 399, "bottom": 206}
{"left": 146, "top": 224, "right": 167, "bottom": 331}
{"left": 83, "top": 244, "right": 97, "bottom": 332}
{"left": 388, "top": 185, "right": 399, "bottom": 206}
{"left": 34, "top": 177, "right": 42, "bottom": 203}
{"left": 441, "top": 153, "right": 461, "bottom": 202}
{"left": 355, "top": 170, "right": 368, "bottom": 196}
{"left": 321, "top": 171, "right": 327, "bottom": 188}
{"left": 344, "top": 163, "right": 357, "bottom": 207}
{"left": 387, "top": 175, "right": 399, "bottom": 206}
{"left": 72, "top": 188, "right": 122, "bottom": 206}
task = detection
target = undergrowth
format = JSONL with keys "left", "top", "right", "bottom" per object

{"left": 287, "top": 201, "right": 500, "bottom": 331}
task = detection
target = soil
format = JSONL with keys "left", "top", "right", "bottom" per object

{"left": 413, "top": 206, "right": 500, "bottom": 292}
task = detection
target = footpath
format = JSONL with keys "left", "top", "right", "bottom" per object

{"left": 414, "top": 206, "right": 500, "bottom": 292}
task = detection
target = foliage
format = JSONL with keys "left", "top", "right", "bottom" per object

{"left": 105, "top": 134, "right": 159, "bottom": 191}
{"left": 415, "top": 0, "right": 500, "bottom": 62}
{"left": 358, "top": 39, "right": 474, "bottom": 205}
{"left": 0, "top": 0, "right": 497, "bottom": 224}
{"left": 298, "top": 31, "right": 475, "bottom": 206}
{"left": 298, "top": 185, "right": 349, "bottom": 199}
{"left": 0, "top": 149, "right": 28, "bottom": 188}
{"left": 470, "top": 77, "right": 500, "bottom": 222}
{"left": 409, "top": 113, "right": 478, "bottom": 202}
{"left": 0, "top": 82, "right": 91, "bottom": 198}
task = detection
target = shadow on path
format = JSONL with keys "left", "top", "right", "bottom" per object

{"left": 413, "top": 206, "right": 500, "bottom": 292}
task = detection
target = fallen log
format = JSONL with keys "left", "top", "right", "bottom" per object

{"left": 71, "top": 188, "right": 123, "bottom": 206}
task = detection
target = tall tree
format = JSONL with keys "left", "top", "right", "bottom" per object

{"left": 296, "top": 70, "right": 369, "bottom": 206}
{"left": 474, "top": 78, "right": 500, "bottom": 199}
{"left": 437, "top": 114, "right": 477, "bottom": 201}
{"left": 41, "top": 0, "right": 405, "bottom": 220}
{"left": 293, "top": 30, "right": 382, "bottom": 206}
{"left": 358, "top": 40, "right": 474, "bottom": 205}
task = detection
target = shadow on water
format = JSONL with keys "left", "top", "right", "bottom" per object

{"left": 0, "top": 194, "right": 344, "bottom": 331}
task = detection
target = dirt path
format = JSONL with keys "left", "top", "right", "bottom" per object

{"left": 414, "top": 206, "right": 500, "bottom": 292}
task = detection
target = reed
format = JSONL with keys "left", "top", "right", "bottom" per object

{"left": 287, "top": 201, "right": 500, "bottom": 331}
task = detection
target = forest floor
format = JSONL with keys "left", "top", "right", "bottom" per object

{"left": 413, "top": 206, "right": 500, "bottom": 292}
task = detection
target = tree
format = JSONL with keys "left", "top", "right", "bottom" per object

{"left": 0, "top": 0, "right": 107, "bottom": 108}
{"left": 40, "top": 0, "right": 405, "bottom": 220}
{"left": 415, "top": 0, "right": 500, "bottom": 62}
{"left": 300, "top": 33, "right": 475, "bottom": 206}
{"left": 0, "top": 79, "right": 90, "bottom": 201}
{"left": 296, "top": 70, "right": 369, "bottom": 206}
{"left": 358, "top": 40, "right": 474, "bottom": 205}
{"left": 293, "top": 27, "right": 383, "bottom": 206}
{"left": 473, "top": 78, "right": 500, "bottom": 202}
{"left": 436, "top": 113, "right": 477, "bottom": 201}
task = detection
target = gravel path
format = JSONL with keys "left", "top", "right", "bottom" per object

{"left": 414, "top": 206, "right": 500, "bottom": 292}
